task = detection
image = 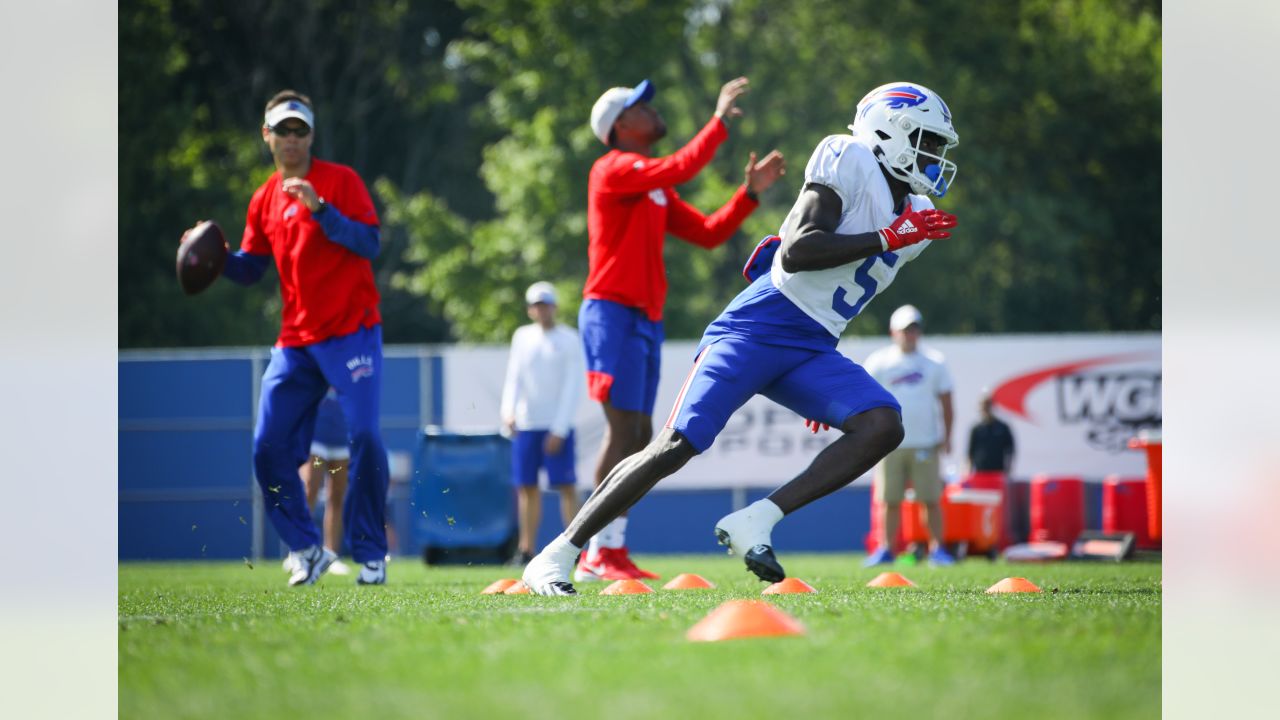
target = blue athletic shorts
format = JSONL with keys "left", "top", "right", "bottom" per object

{"left": 311, "top": 391, "right": 348, "bottom": 447}
{"left": 579, "top": 298, "right": 664, "bottom": 415}
{"left": 511, "top": 430, "right": 577, "bottom": 487}
{"left": 665, "top": 337, "right": 901, "bottom": 453}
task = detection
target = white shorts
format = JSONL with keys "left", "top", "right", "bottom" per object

{"left": 309, "top": 442, "right": 351, "bottom": 462}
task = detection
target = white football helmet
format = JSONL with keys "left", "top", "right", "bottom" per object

{"left": 850, "top": 82, "right": 959, "bottom": 197}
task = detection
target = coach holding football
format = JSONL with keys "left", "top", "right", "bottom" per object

{"left": 181, "top": 90, "right": 390, "bottom": 586}
{"left": 573, "top": 77, "right": 785, "bottom": 582}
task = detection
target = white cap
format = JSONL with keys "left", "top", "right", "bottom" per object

{"left": 525, "top": 281, "right": 557, "bottom": 306}
{"left": 889, "top": 304, "right": 923, "bottom": 331}
{"left": 589, "top": 79, "right": 655, "bottom": 145}
{"left": 264, "top": 99, "right": 314, "bottom": 129}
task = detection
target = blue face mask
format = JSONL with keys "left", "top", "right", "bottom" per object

{"left": 924, "top": 164, "right": 948, "bottom": 197}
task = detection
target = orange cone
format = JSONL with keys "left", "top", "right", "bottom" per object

{"left": 986, "top": 577, "right": 1042, "bottom": 593}
{"left": 481, "top": 578, "right": 519, "bottom": 594}
{"left": 762, "top": 578, "right": 817, "bottom": 594}
{"left": 686, "top": 600, "right": 806, "bottom": 642}
{"left": 600, "top": 579, "right": 654, "bottom": 595}
{"left": 663, "top": 573, "right": 716, "bottom": 590}
{"left": 867, "top": 572, "right": 916, "bottom": 588}
{"left": 502, "top": 580, "right": 531, "bottom": 595}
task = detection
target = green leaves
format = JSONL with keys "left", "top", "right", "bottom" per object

{"left": 120, "top": 0, "right": 1160, "bottom": 347}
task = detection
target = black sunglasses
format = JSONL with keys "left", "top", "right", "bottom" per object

{"left": 269, "top": 124, "right": 311, "bottom": 138}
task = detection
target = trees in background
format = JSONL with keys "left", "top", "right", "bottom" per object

{"left": 120, "top": 0, "right": 1160, "bottom": 347}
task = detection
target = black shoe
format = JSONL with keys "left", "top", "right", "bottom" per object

{"left": 545, "top": 581, "right": 578, "bottom": 595}
{"left": 743, "top": 544, "right": 786, "bottom": 583}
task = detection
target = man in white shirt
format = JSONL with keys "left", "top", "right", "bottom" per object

{"left": 863, "top": 304, "right": 955, "bottom": 566}
{"left": 501, "top": 282, "right": 586, "bottom": 565}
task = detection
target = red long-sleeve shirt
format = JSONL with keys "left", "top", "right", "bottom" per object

{"left": 585, "top": 117, "right": 759, "bottom": 321}
{"left": 241, "top": 159, "right": 381, "bottom": 347}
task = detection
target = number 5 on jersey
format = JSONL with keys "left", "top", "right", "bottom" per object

{"left": 831, "top": 251, "right": 899, "bottom": 320}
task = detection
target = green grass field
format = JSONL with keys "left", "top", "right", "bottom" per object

{"left": 119, "top": 555, "right": 1160, "bottom": 719}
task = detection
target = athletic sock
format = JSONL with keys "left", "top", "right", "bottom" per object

{"left": 747, "top": 499, "right": 785, "bottom": 528}
{"left": 600, "top": 516, "right": 627, "bottom": 549}
{"left": 546, "top": 533, "right": 583, "bottom": 566}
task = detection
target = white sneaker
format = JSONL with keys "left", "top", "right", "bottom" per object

{"left": 288, "top": 545, "right": 337, "bottom": 587}
{"left": 357, "top": 559, "right": 386, "bottom": 585}
{"left": 328, "top": 559, "right": 351, "bottom": 576}
{"left": 522, "top": 537, "right": 581, "bottom": 595}
{"left": 281, "top": 552, "right": 300, "bottom": 574}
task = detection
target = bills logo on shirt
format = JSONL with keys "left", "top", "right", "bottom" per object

{"left": 346, "top": 354, "right": 375, "bottom": 383}
{"left": 283, "top": 205, "right": 299, "bottom": 220}
{"left": 889, "top": 370, "right": 925, "bottom": 386}
{"left": 647, "top": 188, "right": 667, "bottom": 207}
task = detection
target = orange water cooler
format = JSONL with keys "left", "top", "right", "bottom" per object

{"left": 1128, "top": 430, "right": 1162, "bottom": 540}
{"left": 900, "top": 487, "right": 1002, "bottom": 554}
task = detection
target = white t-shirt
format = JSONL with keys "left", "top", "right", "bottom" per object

{"left": 863, "top": 344, "right": 953, "bottom": 448}
{"left": 770, "top": 134, "right": 934, "bottom": 337}
{"left": 499, "top": 323, "right": 585, "bottom": 437}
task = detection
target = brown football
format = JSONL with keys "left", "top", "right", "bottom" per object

{"left": 176, "top": 220, "right": 228, "bottom": 295}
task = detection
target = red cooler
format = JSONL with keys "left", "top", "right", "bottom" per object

{"left": 1029, "top": 475, "right": 1085, "bottom": 544}
{"left": 959, "top": 471, "right": 1010, "bottom": 549}
{"left": 865, "top": 496, "right": 913, "bottom": 553}
{"left": 899, "top": 494, "right": 935, "bottom": 547}
{"left": 1102, "top": 475, "right": 1159, "bottom": 549}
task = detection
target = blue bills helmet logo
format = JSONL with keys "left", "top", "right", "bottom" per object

{"left": 859, "top": 86, "right": 928, "bottom": 118}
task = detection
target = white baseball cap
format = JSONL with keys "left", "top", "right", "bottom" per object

{"left": 264, "top": 99, "right": 314, "bottom": 129}
{"left": 889, "top": 304, "right": 924, "bottom": 331}
{"left": 525, "top": 281, "right": 558, "bottom": 306}
{"left": 589, "top": 79, "right": 655, "bottom": 145}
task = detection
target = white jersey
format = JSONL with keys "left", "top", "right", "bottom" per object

{"left": 771, "top": 135, "right": 934, "bottom": 337}
{"left": 499, "top": 323, "right": 585, "bottom": 437}
{"left": 864, "top": 344, "right": 954, "bottom": 448}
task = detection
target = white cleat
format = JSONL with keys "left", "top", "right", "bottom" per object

{"left": 522, "top": 539, "right": 581, "bottom": 596}
{"left": 356, "top": 559, "right": 386, "bottom": 585}
{"left": 714, "top": 502, "right": 780, "bottom": 556}
{"left": 714, "top": 500, "right": 787, "bottom": 583}
{"left": 288, "top": 545, "right": 337, "bottom": 586}
{"left": 282, "top": 552, "right": 300, "bottom": 574}
{"left": 328, "top": 558, "right": 351, "bottom": 576}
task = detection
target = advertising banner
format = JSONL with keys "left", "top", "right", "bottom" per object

{"left": 442, "top": 333, "right": 1160, "bottom": 489}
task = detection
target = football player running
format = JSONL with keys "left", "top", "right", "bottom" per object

{"left": 524, "top": 82, "right": 959, "bottom": 594}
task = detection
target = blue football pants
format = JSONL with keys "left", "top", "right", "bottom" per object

{"left": 252, "top": 324, "right": 389, "bottom": 562}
